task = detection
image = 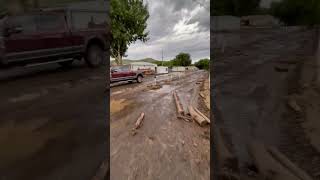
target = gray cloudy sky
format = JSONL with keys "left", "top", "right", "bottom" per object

{"left": 125, "top": 0, "right": 210, "bottom": 62}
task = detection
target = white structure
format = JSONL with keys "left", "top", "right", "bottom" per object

{"left": 172, "top": 66, "right": 186, "bottom": 72}
{"left": 260, "top": 0, "right": 282, "bottom": 8}
{"left": 185, "top": 66, "right": 198, "bottom": 71}
{"left": 241, "top": 15, "right": 280, "bottom": 27}
{"left": 129, "top": 62, "right": 157, "bottom": 71}
{"left": 156, "top": 66, "right": 169, "bottom": 74}
{"left": 211, "top": 16, "right": 240, "bottom": 31}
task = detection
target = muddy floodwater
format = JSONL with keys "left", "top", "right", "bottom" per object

{"left": 110, "top": 71, "right": 210, "bottom": 180}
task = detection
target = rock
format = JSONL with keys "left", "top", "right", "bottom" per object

{"left": 287, "top": 99, "right": 302, "bottom": 113}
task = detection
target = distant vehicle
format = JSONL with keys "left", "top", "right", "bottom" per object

{"left": 111, "top": 65, "right": 144, "bottom": 83}
{"left": 0, "top": 7, "right": 109, "bottom": 68}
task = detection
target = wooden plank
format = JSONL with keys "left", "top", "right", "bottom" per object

{"left": 188, "top": 105, "right": 207, "bottom": 126}
{"left": 134, "top": 112, "right": 145, "bottom": 129}
{"left": 194, "top": 107, "right": 210, "bottom": 123}
{"left": 173, "top": 91, "right": 184, "bottom": 115}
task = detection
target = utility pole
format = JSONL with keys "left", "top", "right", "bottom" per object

{"left": 161, "top": 49, "right": 164, "bottom": 66}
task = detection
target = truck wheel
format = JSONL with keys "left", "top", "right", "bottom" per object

{"left": 137, "top": 75, "right": 143, "bottom": 83}
{"left": 85, "top": 45, "right": 105, "bottom": 68}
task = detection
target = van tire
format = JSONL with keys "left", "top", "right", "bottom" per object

{"left": 85, "top": 44, "right": 105, "bottom": 68}
{"left": 137, "top": 75, "right": 143, "bottom": 83}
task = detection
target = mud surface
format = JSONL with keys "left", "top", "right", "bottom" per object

{"left": 0, "top": 62, "right": 107, "bottom": 180}
{"left": 212, "top": 27, "right": 320, "bottom": 179}
{"left": 110, "top": 71, "right": 210, "bottom": 180}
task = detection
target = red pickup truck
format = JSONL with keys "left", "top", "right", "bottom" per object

{"left": 111, "top": 65, "right": 144, "bottom": 83}
{"left": 0, "top": 7, "right": 109, "bottom": 68}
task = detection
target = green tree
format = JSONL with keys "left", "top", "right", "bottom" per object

{"left": 195, "top": 58, "right": 210, "bottom": 70}
{"left": 110, "top": 0, "right": 149, "bottom": 65}
{"left": 270, "top": 0, "right": 320, "bottom": 26}
{"left": 172, "top": 53, "right": 192, "bottom": 66}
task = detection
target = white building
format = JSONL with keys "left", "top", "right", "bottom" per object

{"left": 130, "top": 62, "right": 157, "bottom": 72}
{"left": 156, "top": 66, "right": 169, "bottom": 74}
{"left": 241, "top": 15, "right": 280, "bottom": 27}
{"left": 260, "top": 0, "right": 282, "bottom": 8}
{"left": 172, "top": 66, "right": 186, "bottom": 72}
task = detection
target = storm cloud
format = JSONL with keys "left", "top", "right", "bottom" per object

{"left": 125, "top": 0, "right": 210, "bottom": 62}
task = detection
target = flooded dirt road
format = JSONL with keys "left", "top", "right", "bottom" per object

{"left": 110, "top": 70, "right": 210, "bottom": 180}
{"left": 213, "top": 27, "right": 320, "bottom": 179}
{"left": 0, "top": 62, "right": 107, "bottom": 180}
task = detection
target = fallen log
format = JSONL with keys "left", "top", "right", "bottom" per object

{"left": 173, "top": 91, "right": 184, "bottom": 115}
{"left": 179, "top": 97, "right": 189, "bottom": 115}
{"left": 134, "top": 112, "right": 145, "bottom": 129}
{"left": 188, "top": 106, "right": 207, "bottom": 126}
{"left": 194, "top": 107, "right": 210, "bottom": 123}
{"left": 267, "top": 146, "right": 313, "bottom": 180}
{"left": 190, "top": 86, "right": 200, "bottom": 107}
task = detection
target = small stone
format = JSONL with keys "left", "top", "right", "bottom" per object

{"left": 181, "top": 141, "right": 185, "bottom": 145}
{"left": 287, "top": 99, "right": 302, "bottom": 113}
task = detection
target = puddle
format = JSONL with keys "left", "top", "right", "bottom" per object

{"left": 111, "top": 99, "right": 131, "bottom": 114}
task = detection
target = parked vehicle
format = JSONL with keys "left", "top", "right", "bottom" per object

{"left": 0, "top": 6, "right": 109, "bottom": 68}
{"left": 111, "top": 65, "right": 144, "bottom": 83}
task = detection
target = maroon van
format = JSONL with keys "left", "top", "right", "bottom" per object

{"left": 0, "top": 7, "right": 109, "bottom": 68}
{"left": 110, "top": 65, "right": 144, "bottom": 83}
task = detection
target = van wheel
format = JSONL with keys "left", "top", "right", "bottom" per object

{"left": 85, "top": 45, "right": 105, "bottom": 68}
{"left": 137, "top": 75, "right": 143, "bottom": 83}
{"left": 58, "top": 60, "right": 73, "bottom": 68}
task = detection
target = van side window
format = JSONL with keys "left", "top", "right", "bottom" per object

{"left": 72, "top": 12, "right": 107, "bottom": 30}
{"left": 8, "top": 15, "right": 36, "bottom": 34}
{"left": 36, "top": 14, "right": 65, "bottom": 32}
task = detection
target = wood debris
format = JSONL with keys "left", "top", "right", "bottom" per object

{"left": 134, "top": 112, "right": 145, "bottom": 130}
{"left": 188, "top": 105, "right": 207, "bottom": 126}
{"left": 173, "top": 90, "right": 184, "bottom": 115}
{"left": 194, "top": 107, "right": 210, "bottom": 124}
